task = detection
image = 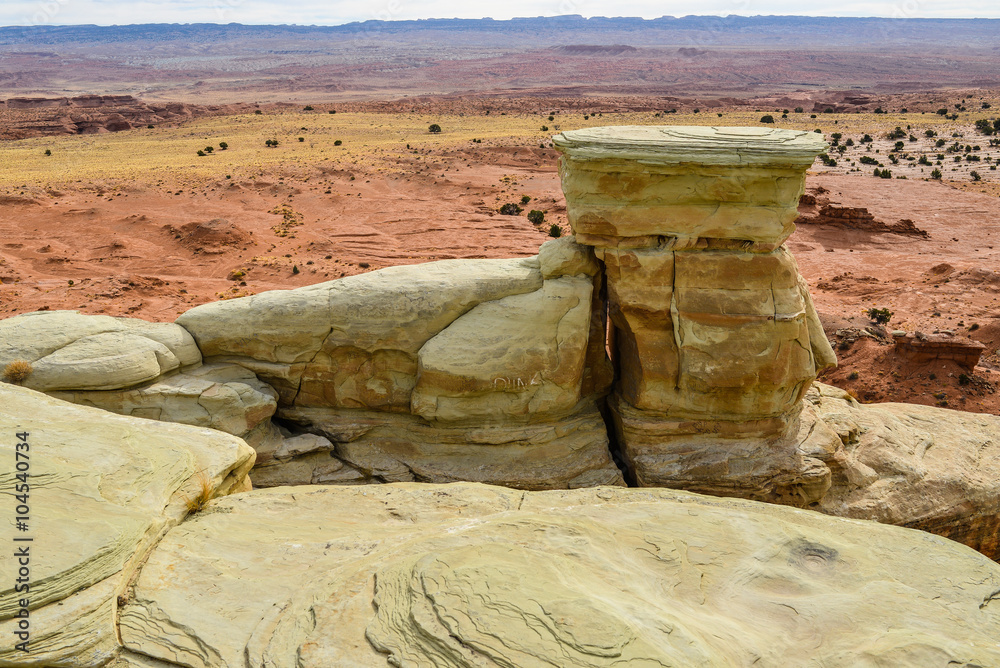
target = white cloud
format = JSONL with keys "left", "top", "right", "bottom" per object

{"left": 2, "top": 0, "right": 998, "bottom": 26}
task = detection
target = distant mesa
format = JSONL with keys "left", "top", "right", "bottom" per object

{"left": 551, "top": 44, "right": 638, "bottom": 55}
{"left": 676, "top": 47, "right": 708, "bottom": 57}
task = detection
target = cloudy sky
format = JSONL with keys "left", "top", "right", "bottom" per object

{"left": 3, "top": 0, "right": 999, "bottom": 27}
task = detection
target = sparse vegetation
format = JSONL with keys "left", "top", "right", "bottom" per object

{"left": 759, "top": 115, "right": 775, "bottom": 124}
{"left": 527, "top": 209, "right": 545, "bottom": 225}
{"left": 548, "top": 223, "right": 562, "bottom": 238}
{"left": 183, "top": 470, "right": 214, "bottom": 515}
{"left": 428, "top": 124, "right": 442, "bottom": 133}
{"left": 2, "top": 360, "right": 33, "bottom": 385}
{"left": 499, "top": 202, "right": 523, "bottom": 216}
{"left": 520, "top": 195, "right": 531, "bottom": 205}
{"left": 866, "top": 307, "right": 893, "bottom": 324}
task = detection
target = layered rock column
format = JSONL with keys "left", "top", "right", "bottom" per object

{"left": 555, "top": 126, "right": 838, "bottom": 501}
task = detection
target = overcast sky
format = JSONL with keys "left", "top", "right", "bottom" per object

{"left": 4, "top": 0, "right": 999, "bottom": 27}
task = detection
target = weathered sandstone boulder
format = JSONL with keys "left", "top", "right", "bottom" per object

{"left": 177, "top": 254, "right": 621, "bottom": 489}
{"left": 50, "top": 362, "right": 278, "bottom": 446}
{"left": 0, "top": 311, "right": 278, "bottom": 445}
{"left": 176, "top": 258, "right": 545, "bottom": 408}
{"left": 0, "top": 310, "right": 200, "bottom": 391}
{"left": 556, "top": 126, "right": 836, "bottom": 496}
{"left": 804, "top": 383, "right": 1000, "bottom": 560}
{"left": 119, "top": 483, "right": 1000, "bottom": 667}
{"left": 0, "top": 384, "right": 254, "bottom": 667}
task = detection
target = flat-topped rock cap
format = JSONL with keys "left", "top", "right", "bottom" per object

{"left": 554, "top": 125, "right": 828, "bottom": 166}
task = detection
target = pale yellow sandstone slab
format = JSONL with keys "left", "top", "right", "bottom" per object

{"left": 0, "top": 384, "right": 255, "bottom": 666}
{"left": 411, "top": 276, "right": 593, "bottom": 421}
{"left": 120, "top": 483, "right": 1000, "bottom": 668}
{"left": 0, "top": 311, "right": 200, "bottom": 392}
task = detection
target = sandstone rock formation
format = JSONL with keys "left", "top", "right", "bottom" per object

{"left": 555, "top": 126, "right": 837, "bottom": 498}
{"left": 0, "top": 383, "right": 254, "bottom": 667}
{"left": 0, "top": 310, "right": 200, "bottom": 391}
{"left": 118, "top": 483, "right": 1000, "bottom": 667}
{"left": 178, "top": 245, "right": 621, "bottom": 488}
{"left": 0, "top": 311, "right": 277, "bottom": 445}
{"left": 804, "top": 383, "right": 1000, "bottom": 559}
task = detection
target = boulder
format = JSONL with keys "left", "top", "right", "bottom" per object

{"left": 176, "top": 255, "right": 619, "bottom": 490}
{"left": 411, "top": 276, "right": 594, "bottom": 421}
{"left": 266, "top": 402, "right": 622, "bottom": 489}
{"left": 177, "top": 258, "right": 543, "bottom": 409}
{"left": 0, "top": 310, "right": 200, "bottom": 392}
{"left": 805, "top": 383, "right": 1000, "bottom": 560}
{"left": 49, "top": 362, "right": 278, "bottom": 445}
{"left": 119, "top": 483, "right": 1000, "bottom": 668}
{"left": 0, "top": 384, "right": 254, "bottom": 667}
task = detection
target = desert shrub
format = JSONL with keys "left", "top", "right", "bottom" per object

{"left": 860, "top": 155, "right": 879, "bottom": 165}
{"left": 936, "top": 108, "right": 948, "bottom": 115}
{"left": 44, "top": 149, "right": 51, "bottom": 156}
{"left": 848, "top": 371, "right": 859, "bottom": 380}
{"left": 924, "top": 129, "right": 937, "bottom": 138}
{"left": 861, "top": 134, "right": 873, "bottom": 143}
{"left": 298, "top": 137, "right": 305, "bottom": 142}
{"left": 303, "top": 105, "right": 314, "bottom": 111}
{"left": 527, "top": 210, "right": 545, "bottom": 225}
{"left": 819, "top": 154, "right": 837, "bottom": 167}
{"left": 971, "top": 171, "right": 982, "bottom": 181}
{"left": 887, "top": 127, "right": 906, "bottom": 139}
{"left": 334, "top": 139, "right": 342, "bottom": 146}
{"left": 959, "top": 373, "right": 972, "bottom": 385}
{"left": 918, "top": 155, "right": 931, "bottom": 165}
{"left": 866, "top": 307, "right": 893, "bottom": 324}
{"left": 520, "top": 195, "right": 531, "bottom": 205}
{"left": 204, "top": 146, "right": 214, "bottom": 153}
{"left": 892, "top": 141, "right": 905, "bottom": 151}
{"left": 2, "top": 360, "right": 32, "bottom": 384}
{"left": 499, "top": 203, "right": 523, "bottom": 216}
{"left": 759, "top": 115, "right": 775, "bottom": 124}
{"left": 254, "top": 109, "right": 263, "bottom": 115}
{"left": 329, "top": 110, "right": 337, "bottom": 114}
{"left": 794, "top": 106, "right": 803, "bottom": 113}
{"left": 548, "top": 115, "right": 554, "bottom": 121}
{"left": 292, "top": 265, "right": 300, "bottom": 274}
{"left": 540, "top": 125, "right": 549, "bottom": 131}
{"left": 548, "top": 224, "right": 562, "bottom": 238}
{"left": 196, "top": 150, "right": 206, "bottom": 156}
{"left": 219, "top": 141, "right": 228, "bottom": 150}
{"left": 428, "top": 124, "right": 442, "bottom": 133}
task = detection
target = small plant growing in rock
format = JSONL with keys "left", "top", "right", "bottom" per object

{"left": 2, "top": 360, "right": 32, "bottom": 384}
{"left": 548, "top": 223, "right": 562, "bottom": 238}
{"left": 183, "top": 470, "right": 214, "bottom": 514}
{"left": 866, "top": 307, "right": 893, "bottom": 324}
{"left": 527, "top": 210, "right": 545, "bottom": 225}
{"left": 499, "top": 202, "right": 523, "bottom": 216}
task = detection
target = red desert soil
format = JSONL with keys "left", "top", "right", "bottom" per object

{"left": 2, "top": 143, "right": 999, "bottom": 415}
